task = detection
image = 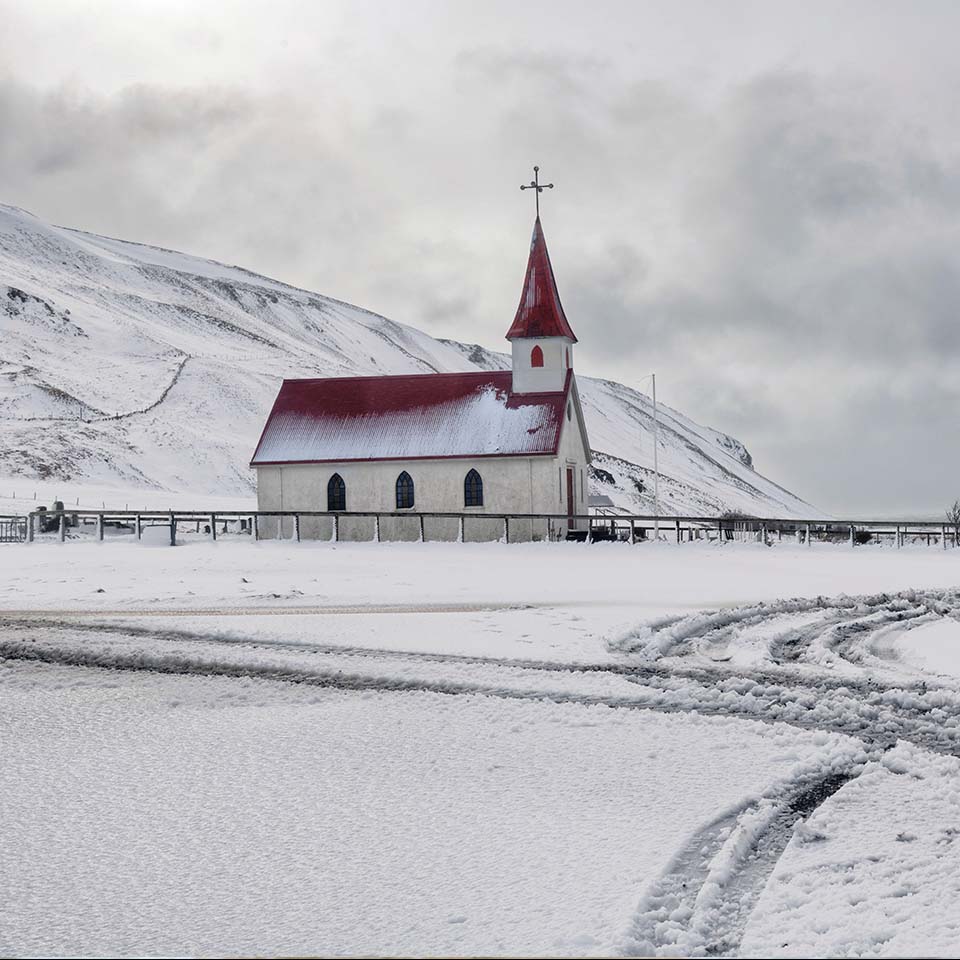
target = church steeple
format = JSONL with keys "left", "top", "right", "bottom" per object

{"left": 505, "top": 217, "right": 578, "bottom": 343}
{"left": 506, "top": 216, "right": 577, "bottom": 395}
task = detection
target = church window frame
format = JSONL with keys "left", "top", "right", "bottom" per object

{"left": 395, "top": 470, "right": 415, "bottom": 509}
{"left": 464, "top": 468, "right": 484, "bottom": 507}
{"left": 327, "top": 472, "right": 346, "bottom": 512}
{"left": 530, "top": 345, "right": 544, "bottom": 368}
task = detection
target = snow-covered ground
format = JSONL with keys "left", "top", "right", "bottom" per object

{"left": 5, "top": 537, "right": 960, "bottom": 614}
{"left": 3, "top": 539, "right": 960, "bottom": 957}
{"left": 1, "top": 663, "right": 858, "bottom": 958}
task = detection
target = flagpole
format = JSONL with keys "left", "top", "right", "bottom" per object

{"left": 652, "top": 373, "right": 660, "bottom": 541}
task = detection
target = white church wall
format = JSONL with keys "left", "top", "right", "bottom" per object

{"left": 257, "top": 455, "right": 556, "bottom": 542}
{"left": 527, "top": 391, "right": 591, "bottom": 522}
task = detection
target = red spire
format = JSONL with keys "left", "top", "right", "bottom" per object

{"left": 505, "top": 217, "right": 578, "bottom": 342}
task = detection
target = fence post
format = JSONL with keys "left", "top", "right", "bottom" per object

{"left": 252, "top": 514, "right": 259, "bottom": 541}
{"left": 59, "top": 512, "right": 65, "bottom": 542}
{"left": 27, "top": 513, "right": 34, "bottom": 543}
{"left": 294, "top": 514, "right": 301, "bottom": 542}
{"left": 374, "top": 515, "right": 380, "bottom": 542}
{"left": 504, "top": 516, "right": 510, "bottom": 544}
{"left": 210, "top": 513, "right": 217, "bottom": 541}
{"left": 943, "top": 525, "right": 948, "bottom": 551}
{"left": 849, "top": 524, "right": 855, "bottom": 548}
{"left": 896, "top": 524, "right": 901, "bottom": 549}
{"left": 675, "top": 518, "right": 681, "bottom": 544}
{"left": 458, "top": 516, "right": 464, "bottom": 543}
{"left": 97, "top": 514, "right": 104, "bottom": 542}
{"left": 419, "top": 514, "right": 425, "bottom": 543}
{"left": 805, "top": 523, "right": 811, "bottom": 547}
{"left": 630, "top": 518, "right": 636, "bottom": 544}
{"left": 135, "top": 514, "right": 142, "bottom": 540}
{"left": 169, "top": 511, "right": 176, "bottom": 546}
{"left": 333, "top": 515, "right": 339, "bottom": 543}
{"left": 760, "top": 521, "right": 766, "bottom": 545}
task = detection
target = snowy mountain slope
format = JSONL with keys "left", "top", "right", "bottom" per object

{"left": 0, "top": 203, "right": 817, "bottom": 517}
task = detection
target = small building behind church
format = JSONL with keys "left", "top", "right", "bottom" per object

{"left": 250, "top": 216, "right": 591, "bottom": 542}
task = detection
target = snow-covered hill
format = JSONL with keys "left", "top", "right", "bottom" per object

{"left": 0, "top": 203, "right": 817, "bottom": 517}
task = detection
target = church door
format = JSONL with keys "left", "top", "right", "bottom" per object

{"left": 566, "top": 467, "right": 574, "bottom": 525}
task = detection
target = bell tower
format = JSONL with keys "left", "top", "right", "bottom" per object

{"left": 506, "top": 215, "right": 577, "bottom": 395}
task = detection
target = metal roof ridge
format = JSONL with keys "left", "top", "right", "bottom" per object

{"left": 279, "top": 369, "right": 509, "bottom": 387}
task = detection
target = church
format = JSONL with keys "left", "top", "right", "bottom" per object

{"left": 250, "top": 211, "right": 591, "bottom": 543}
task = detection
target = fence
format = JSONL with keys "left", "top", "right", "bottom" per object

{"left": 7, "top": 508, "right": 960, "bottom": 549}
{"left": 0, "top": 515, "right": 27, "bottom": 543}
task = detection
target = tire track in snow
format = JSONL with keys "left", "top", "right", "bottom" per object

{"left": 620, "top": 773, "right": 855, "bottom": 958}
{"left": 4, "top": 619, "right": 960, "bottom": 755}
{"left": 0, "top": 612, "right": 946, "bottom": 697}
{"left": 609, "top": 586, "right": 960, "bottom": 673}
{"left": 609, "top": 586, "right": 960, "bottom": 956}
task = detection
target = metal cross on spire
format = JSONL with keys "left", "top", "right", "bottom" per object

{"left": 520, "top": 165, "right": 553, "bottom": 218}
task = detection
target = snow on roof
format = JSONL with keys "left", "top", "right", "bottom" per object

{"left": 250, "top": 370, "right": 572, "bottom": 465}
{"left": 505, "top": 217, "right": 578, "bottom": 343}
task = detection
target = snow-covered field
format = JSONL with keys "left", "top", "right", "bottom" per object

{"left": 3, "top": 539, "right": 960, "bottom": 957}
{"left": 2, "top": 664, "right": 857, "bottom": 957}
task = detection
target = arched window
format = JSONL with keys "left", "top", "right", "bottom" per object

{"left": 464, "top": 468, "right": 483, "bottom": 507}
{"left": 396, "top": 470, "right": 415, "bottom": 509}
{"left": 530, "top": 345, "right": 544, "bottom": 368}
{"left": 327, "top": 473, "right": 346, "bottom": 512}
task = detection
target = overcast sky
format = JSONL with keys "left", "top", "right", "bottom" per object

{"left": 2, "top": 0, "right": 959, "bottom": 515}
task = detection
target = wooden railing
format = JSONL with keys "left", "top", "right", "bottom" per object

{"left": 7, "top": 508, "right": 960, "bottom": 549}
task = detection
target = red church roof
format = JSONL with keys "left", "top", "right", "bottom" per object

{"left": 505, "top": 217, "right": 578, "bottom": 343}
{"left": 250, "top": 370, "right": 573, "bottom": 466}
